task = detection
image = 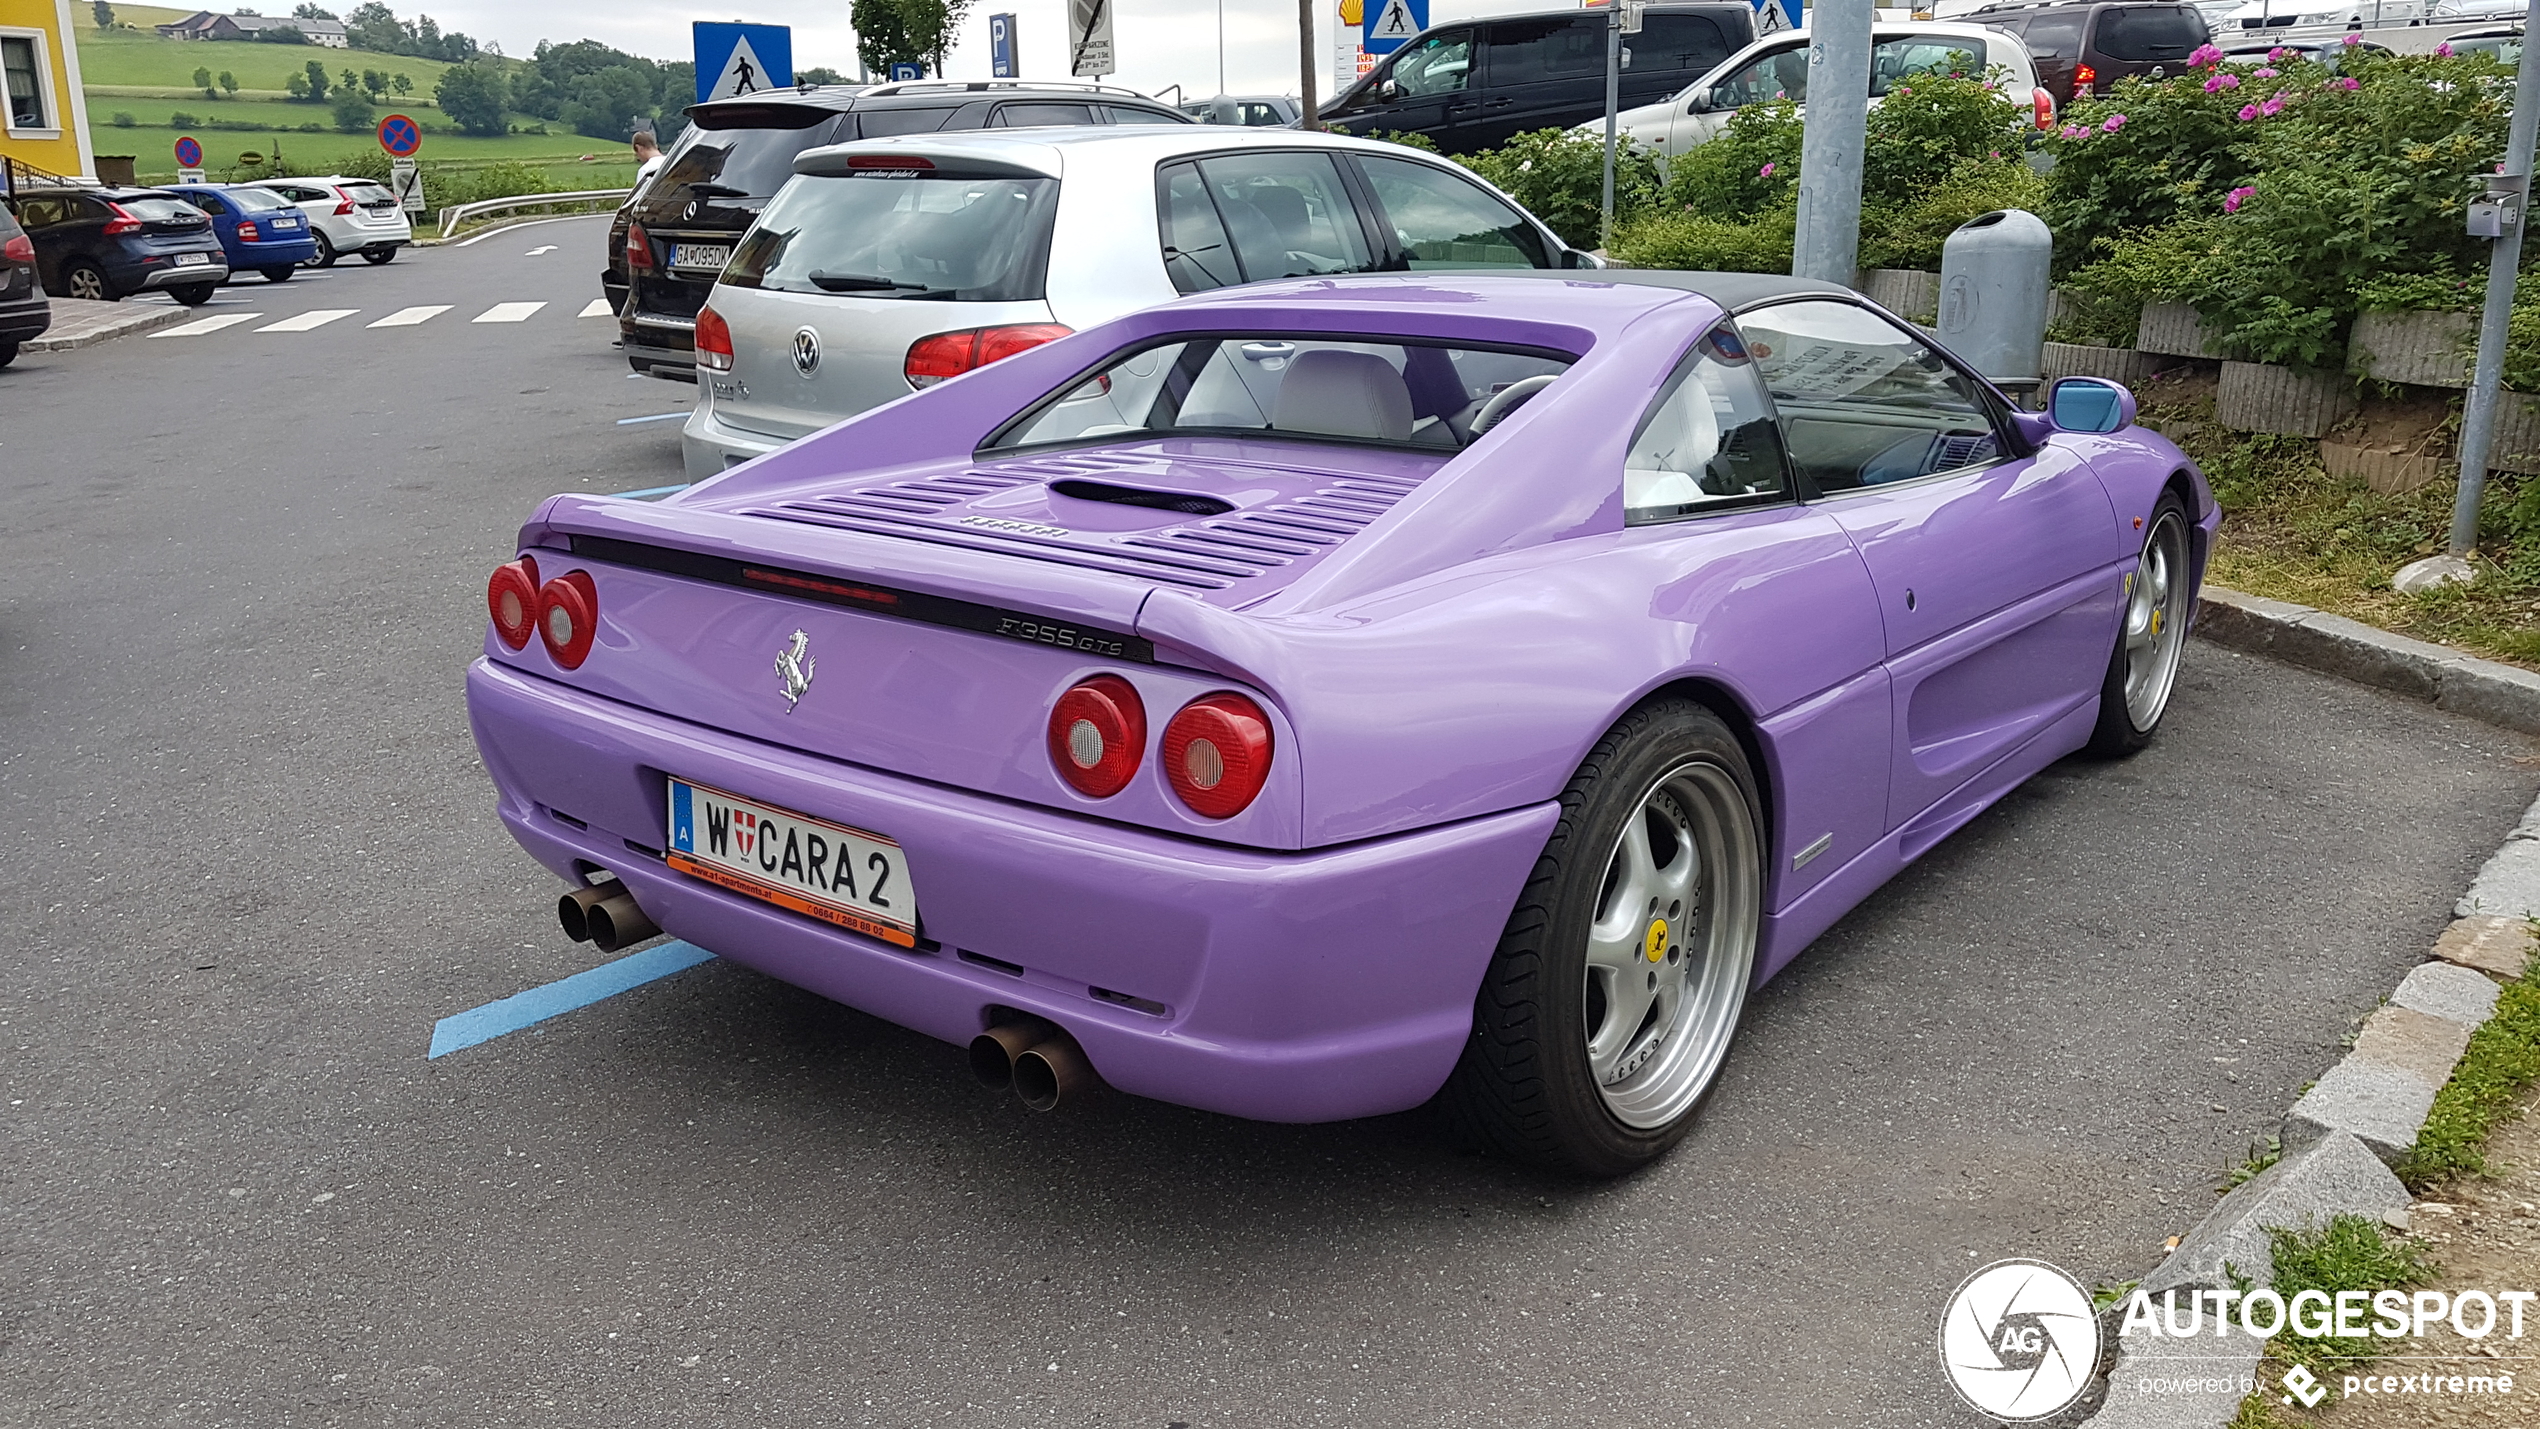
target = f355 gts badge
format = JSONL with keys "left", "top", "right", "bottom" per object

{"left": 774, "top": 630, "right": 815, "bottom": 713}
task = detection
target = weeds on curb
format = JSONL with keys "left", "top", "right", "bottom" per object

{"left": 2264, "top": 1214, "right": 2439, "bottom": 1377}
{"left": 2393, "top": 942, "right": 2540, "bottom": 1189}
{"left": 2225, "top": 1390, "right": 2297, "bottom": 1429}
{"left": 2223, "top": 1135, "right": 2284, "bottom": 1193}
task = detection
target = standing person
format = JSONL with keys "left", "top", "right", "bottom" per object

{"left": 631, "top": 130, "right": 666, "bottom": 191}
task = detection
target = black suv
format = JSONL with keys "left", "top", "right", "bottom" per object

{"left": 7, "top": 186, "right": 229, "bottom": 305}
{"left": 613, "top": 80, "right": 1193, "bottom": 379}
{"left": 1966, "top": 1, "right": 2211, "bottom": 105}
{"left": 1319, "top": 3, "right": 1757, "bottom": 155}
{"left": 0, "top": 199, "right": 49, "bottom": 366}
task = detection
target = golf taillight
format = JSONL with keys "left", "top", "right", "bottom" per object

{"left": 695, "top": 305, "right": 734, "bottom": 373}
{"left": 536, "top": 570, "right": 599, "bottom": 669}
{"left": 624, "top": 220, "right": 654, "bottom": 270}
{"left": 101, "top": 204, "right": 142, "bottom": 236}
{"left": 1048, "top": 675, "right": 1145, "bottom": 799}
{"left": 1, "top": 234, "right": 30, "bottom": 264}
{"left": 904, "top": 323, "right": 1072, "bottom": 389}
{"left": 333, "top": 189, "right": 355, "bottom": 216}
{"left": 1163, "top": 693, "right": 1273, "bottom": 819}
{"left": 486, "top": 555, "right": 541, "bottom": 650}
{"left": 237, "top": 220, "right": 260, "bottom": 241}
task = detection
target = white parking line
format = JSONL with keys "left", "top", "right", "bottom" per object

{"left": 255, "top": 309, "right": 358, "bottom": 333}
{"left": 578, "top": 299, "right": 613, "bottom": 318}
{"left": 151, "top": 313, "right": 263, "bottom": 337}
{"left": 368, "top": 305, "right": 453, "bottom": 327}
{"left": 473, "top": 302, "right": 547, "bottom": 323}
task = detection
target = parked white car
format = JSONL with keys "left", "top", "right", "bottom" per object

{"left": 241, "top": 176, "right": 412, "bottom": 266}
{"left": 682, "top": 126, "right": 1593, "bottom": 480}
{"left": 1589, "top": 22, "right": 2048, "bottom": 171}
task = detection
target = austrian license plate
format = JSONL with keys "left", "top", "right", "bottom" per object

{"left": 175, "top": 252, "right": 211, "bottom": 266}
{"left": 272, "top": 217, "right": 299, "bottom": 228}
{"left": 672, "top": 243, "right": 731, "bottom": 271}
{"left": 665, "top": 777, "right": 919, "bottom": 947}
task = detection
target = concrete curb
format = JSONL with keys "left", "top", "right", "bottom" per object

{"left": 19, "top": 297, "right": 194, "bottom": 352}
{"left": 2193, "top": 586, "right": 2540, "bottom": 737}
{"left": 2078, "top": 787, "right": 2540, "bottom": 1425}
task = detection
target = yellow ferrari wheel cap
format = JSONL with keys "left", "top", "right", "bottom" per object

{"left": 1644, "top": 918, "right": 1668, "bottom": 962}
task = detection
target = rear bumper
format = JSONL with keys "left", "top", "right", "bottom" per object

{"left": 138, "top": 261, "right": 228, "bottom": 288}
{"left": 465, "top": 658, "right": 1553, "bottom": 1123}
{"left": 623, "top": 311, "right": 695, "bottom": 378}
{"left": 680, "top": 401, "right": 788, "bottom": 480}
{"left": 0, "top": 293, "right": 48, "bottom": 343}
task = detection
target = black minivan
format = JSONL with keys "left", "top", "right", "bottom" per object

{"left": 1964, "top": 2, "right": 2210, "bottom": 105}
{"left": 1320, "top": 3, "right": 1757, "bottom": 155}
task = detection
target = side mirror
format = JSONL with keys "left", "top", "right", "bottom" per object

{"left": 1379, "top": 78, "right": 1401, "bottom": 102}
{"left": 2046, "top": 377, "right": 2136, "bottom": 434}
{"left": 1685, "top": 89, "right": 1714, "bottom": 114}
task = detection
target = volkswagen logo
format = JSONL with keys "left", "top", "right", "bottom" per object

{"left": 791, "top": 326, "right": 822, "bottom": 377}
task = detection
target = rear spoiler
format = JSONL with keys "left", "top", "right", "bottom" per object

{"left": 795, "top": 139, "right": 1062, "bottom": 182}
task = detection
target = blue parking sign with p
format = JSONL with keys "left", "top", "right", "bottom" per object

{"left": 889, "top": 61, "right": 925, "bottom": 82}
{"left": 694, "top": 22, "right": 793, "bottom": 104}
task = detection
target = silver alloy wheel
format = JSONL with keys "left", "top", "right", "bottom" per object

{"left": 1581, "top": 757, "right": 1759, "bottom": 1129}
{"left": 65, "top": 265, "right": 106, "bottom": 300}
{"left": 2122, "top": 508, "right": 2190, "bottom": 731}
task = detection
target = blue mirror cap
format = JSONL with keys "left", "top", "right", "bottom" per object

{"left": 2048, "top": 377, "right": 2136, "bottom": 434}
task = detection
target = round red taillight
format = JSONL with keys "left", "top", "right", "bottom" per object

{"left": 1048, "top": 674, "right": 1145, "bottom": 799}
{"left": 536, "top": 570, "right": 598, "bottom": 669}
{"left": 486, "top": 555, "right": 540, "bottom": 650}
{"left": 1162, "top": 693, "right": 1273, "bottom": 819}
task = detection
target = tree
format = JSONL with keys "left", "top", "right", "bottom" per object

{"left": 433, "top": 61, "right": 508, "bottom": 136}
{"left": 194, "top": 66, "right": 215, "bottom": 99}
{"left": 91, "top": 2, "right": 114, "bottom": 30}
{"left": 254, "top": 24, "right": 308, "bottom": 44}
{"left": 560, "top": 64, "right": 657, "bottom": 141}
{"left": 219, "top": 71, "right": 239, "bottom": 98}
{"left": 796, "top": 66, "right": 847, "bottom": 86}
{"left": 284, "top": 72, "right": 308, "bottom": 99}
{"left": 331, "top": 86, "right": 373, "bottom": 132}
{"left": 303, "top": 58, "right": 330, "bottom": 101}
{"left": 361, "top": 69, "right": 386, "bottom": 101}
{"left": 293, "top": 3, "right": 338, "bottom": 16}
{"left": 390, "top": 72, "right": 411, "bottom": 97}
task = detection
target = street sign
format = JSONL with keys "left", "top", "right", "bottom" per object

{"left": 391, "top": 157, "right": 424, "bottom": 214}
{"left": 173, "top": 136, "right": 202, "bottom": 169}
{"left": 990, "top": 12, "right": 1020, "bottom": 79}
{"left": 376, "top": 113, "right": 422, "bottom": 158}
{"left": 1752, "top": 0, "right": 1799, "bottom": 33}
{"left": 888, "top": 61, "right": 924, "bottom": 82}
{"left": 1068, "top": 0, "right": 1115, "bottom": 78}
{"left": 178, "top": 169, "right": 206, "bottom": 185}
{"left": 693, "top": 22, "right": 793, "bottom": 104}
{"left": 1621, "top": 1, "right": 1645, "bottom": 33}
{"left": 1364, "top": 0, "right": 1425, "bottom": 56}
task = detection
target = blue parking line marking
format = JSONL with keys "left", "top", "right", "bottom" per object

{"left": 608, "top": 483, "right": 691, "bottom": 500}
{"left": 615, "top": 412, "right": 690, "bottom": 426}
{"left": 427, "top": 941, "right": 716, "bottom": 1059}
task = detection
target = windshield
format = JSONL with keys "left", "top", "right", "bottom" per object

{"left": 989, "top": 336, "right": 1576, "bottom": 453}
{"left": 721, "top": 171, "right": 1059, "bottom": 302}
{"left": 2094, "top": 7, "right": 2208, "bottom": 60}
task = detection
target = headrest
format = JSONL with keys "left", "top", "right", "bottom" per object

{"left": 1273, "top": 350, "right": 1414, "bottom": 442}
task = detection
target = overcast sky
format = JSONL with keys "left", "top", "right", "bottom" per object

{"left": 418, "top": 1, "right": 1579, "bottom": 102}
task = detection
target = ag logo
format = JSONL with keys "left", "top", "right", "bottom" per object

{"left": 1938, "top": 1259, "right": 2100, "bottom": 1421}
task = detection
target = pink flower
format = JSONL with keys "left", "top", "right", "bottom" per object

{"left": 2189, "top": 42, "right": 2225, "bottom": 67}
{"left": 2061, "top": 123, "right": 2088, "bottom": 138}
{"left": 2103, "top": 113, "right": 2127, "bottom": 132}
{"left": 2224, "top": 185, "right": 2257, "bottom": 214}
{"left": 2268, "top": 46, "right": 2287, "bottom": 60}
{"left": 2439, "top": 42, "right": 2454, "bottom": 56}
{"left": 2237, "top": 103, "right": 2261, "bottom": 121}
{"left": 2208, "top": 71, "right": 2242, "bottom": 91}
{"left": 1759, "top": 162, "right": 1774, "bottom": 178}
{"left": 2342, "top": 32, "right": 2362, "bottom": 45}
{"left": 2261, "top": 91, "right": 2287, "bottom": 115}
{"left": 2204, "top": 75, "right": 2224, "bottom": 92}
{"left": 2337, "top": 75, "right": 2360, "bottom": 90}
{"left": 2254, "top": 67, "right": 2278, "bottom": 78}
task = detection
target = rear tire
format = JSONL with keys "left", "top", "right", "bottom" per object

{"left": 167, "top": 283, "right": 215, "bottom": 307}
{"left": 63, "top": 259, "right": 113, "bottom": 302}
{"left": 361, "top": 245, "right": 397, "bottom": 265}
{"left": 306, "top": 232, "right": 338, "bottom": 268}
{"left": 1439, "top": 698, "right": 1763, "bottom": 1177}
{"left": 259, "top": 265, "right": 296, "bottom": 283}
{"left": 2085, "top": 492, "right": 2194, "bottom": 758}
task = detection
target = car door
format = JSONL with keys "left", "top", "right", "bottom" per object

{"left": 1734, "top": 298, "right": 2122, "bottom": 836}
{"left": 182, "top": 190, "right": 236, "bottom": 257}
{"left": 1679, "top": 38, "right": 1808, "bottom": 154}
{"left": 12, "top": 195, "right": 62, "bottom": 290}
{"left": 1475, "top": 14, "right": 1607, "bottom": 146}
{"left": 1361, "top": 28, "right": 1477, "bottom": 139}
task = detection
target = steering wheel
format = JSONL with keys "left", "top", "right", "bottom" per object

{"left": 1468, "top": 375, "right": 1559, "bottom": 437}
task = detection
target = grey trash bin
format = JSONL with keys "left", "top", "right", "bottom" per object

{"left": 1936, "top": 209, "right": 2053, "bottom": 395}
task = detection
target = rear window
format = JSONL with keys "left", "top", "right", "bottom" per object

{"left": 988, "top": 336, "right": 1576, "bottom": 453}
{"left": 117, "top": 197, "right": 205, "bottom": 222}
{"left": 225, "top": 186, "right": 291, "bottom": 211}
{"left": 343, "top": 182, "right": 395, "bottom": 203}
{"left": 720, "top": 171, "right": 1059, "bottom": 302}
{"left": 658, "top": 115, "right": 851, "bottom": 201}
{"left": 1631, "top": 15, "right": 1737, "bottom": 74}
{"left": 2093, "top": 6, "right": 2207, "bottom": 59}
{"left": 855, "top": 107, "right": 952, "bottom": 138}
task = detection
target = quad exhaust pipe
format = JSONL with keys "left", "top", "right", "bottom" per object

{"left": 969, "top": 1014, "right": 1100, "bottom": 1112}
{"left": 558, "top": 878, "right": 661, "bottom": 953}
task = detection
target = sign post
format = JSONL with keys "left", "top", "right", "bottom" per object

{"left": 990, "top": 13, "right": 1020, "bottom": 79}
{"left": 693, "top": 22, "right": 794, "bottom": 104}
{"left": 1069, "top": 0, "right": 1115, "bottom": 78}
{"left": 174, "top": 135, "right": 204, "bottom": 185}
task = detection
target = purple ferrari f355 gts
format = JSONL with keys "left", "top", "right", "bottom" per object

{"left": 467, "top": 270, "right": 2215, "bottom": 1175}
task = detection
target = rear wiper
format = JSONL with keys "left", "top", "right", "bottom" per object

{"left": 683, "top": 183, "right": 748, "bottom": 198}
{"left": 807, "top": 270, "right": 938, "bottom": 293}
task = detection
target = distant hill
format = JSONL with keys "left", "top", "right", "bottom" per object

{"left": 77, "top": 4, "right": 513, "bottom": 96}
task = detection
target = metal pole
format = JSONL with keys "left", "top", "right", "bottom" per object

{"left": 1298, "top": 0, "right": 1321, "bottom": 130}
{"left": 1793, "top": 0, "right": 1874, "bottom": 284}
{"left": 1219, "top": 0, "right": 1226, "bottom": 97}
{"left": 2451, "top": 0, "right": 2540, "bottom": 557}
{"left": 1602, "top": 8, "right": 1620, "bottom": 245}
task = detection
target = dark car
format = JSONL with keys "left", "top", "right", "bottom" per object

{"left": 8, "top": 186, "right": 229, "bottom": 305}
{"left": 165, "top": 183, "right": 321, "bottom": 283}
{"left": 612, "top": 80, "right": 1195, "bottom": 380}
{"left": 1965, "top": 1, "right": 2212, "bottom": 104}
{"left": 0, "top": 200, "right": 48, "bottom": 366}
{"left": 1318, "top": 3, "right": 1757, "bottom": 155}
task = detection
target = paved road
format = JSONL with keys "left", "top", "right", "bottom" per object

{"left": 3, "top": 214, "right": 2535, "bottom": 1427}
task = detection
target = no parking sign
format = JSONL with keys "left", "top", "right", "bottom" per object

{"left": 377, "top": 114, "right": 423, "bottom": 158}
{"left": 173, "top": 136, "right": 202, "bottom": 169}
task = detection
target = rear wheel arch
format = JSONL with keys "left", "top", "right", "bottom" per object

{"left": 1633, "top": 676, "right": 1775, "bottom": 861}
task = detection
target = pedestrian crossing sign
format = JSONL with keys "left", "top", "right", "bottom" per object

{"left": 1364, "top": 0, "right": 1425, "bottom": 55}
{"left": 693, "top": 22, "right": 793, "bottom": 104}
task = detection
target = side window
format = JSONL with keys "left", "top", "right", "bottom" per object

{"left": 1870, "top": 37, "right": 1987, "bottom": 95}
{"left": 1157, "top": 161, "right": 1240, "bottom": 293}
{"left": 1190, "top": 151, "right": 1373, "bottom": 284}
{"left": 1237, "top": 101, "right": 1286, "bottom": 126}
{"left": 1737, "top": 300, "right": 2008, "bottom": 494}
{"left": 15, "top": 196, "right": 56, "bottom": 228}
{"left": 1631, "top": 15, "right": 1734, "bottom": 75}
{"left": 993, "top": 102, "right": 1095, "bottom": 127}
{"left": 1485, "top": 18, "right": 1606, "bottom": 85}
{"left": 2021, "top": 13, "right": 2086, "bottom": 60}
{"left": 855, "top": 107, "right": 950, "bottom": 138}
{"left": 1713, "top": 44, "right": 1810, "bottom": 106}
{"left": 1101, "top": 104, "right": 1183, "bottom": 124}
{"left": 1355, "top": 155, "right": 1551, "bottom": 268}
{"left": 1390, "top": 31, "right": 1473, "bottom": 97}
{"left": 189, "top": 193, "right": 228, "bottom": 215}
{"left": 1626, "top": 325, "right": 1792, "bottom": 522}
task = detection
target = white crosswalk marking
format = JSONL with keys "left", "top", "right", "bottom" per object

{"left": 151, "top": 313, "right": 263, "bottom": 337}
{"left": 368, "top": 305, "right": 452, "bottom": 328}
{"left": 255, "top": 309, "right": 358, "bottom": 333}
{"left": 473, "top": 302, "right": 547, "bottom": 323}
{"left": 578, "top": 298, "right": 613, "bottom": 318}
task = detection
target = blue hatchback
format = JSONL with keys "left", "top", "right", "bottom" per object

{"left": 166, "top": 184, "right": 320, "bottom": 282}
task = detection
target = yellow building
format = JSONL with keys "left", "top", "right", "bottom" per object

{"left": 0, "top": 0, "right": 94, "bottom": 184}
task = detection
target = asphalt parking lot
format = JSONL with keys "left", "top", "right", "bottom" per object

{"left": 3, "top": 214, "right": 2537, "bottom": 1427}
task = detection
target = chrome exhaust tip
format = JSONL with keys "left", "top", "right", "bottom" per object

{"left": 968, "top": 1016, "right": 1055, "bottom": 1090}
{"left": 1012, "top": 1031, "right": 1096, "bottom": 1113}
{"left": 558, "top": 882, "right": 620, "bottom": 943}
{"left": 586, "top": 889, "right": 660, "bottom": 953}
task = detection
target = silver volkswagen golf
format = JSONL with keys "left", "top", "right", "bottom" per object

{"left": 682, "top": 125, "right": 1593, "bottom": 479}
